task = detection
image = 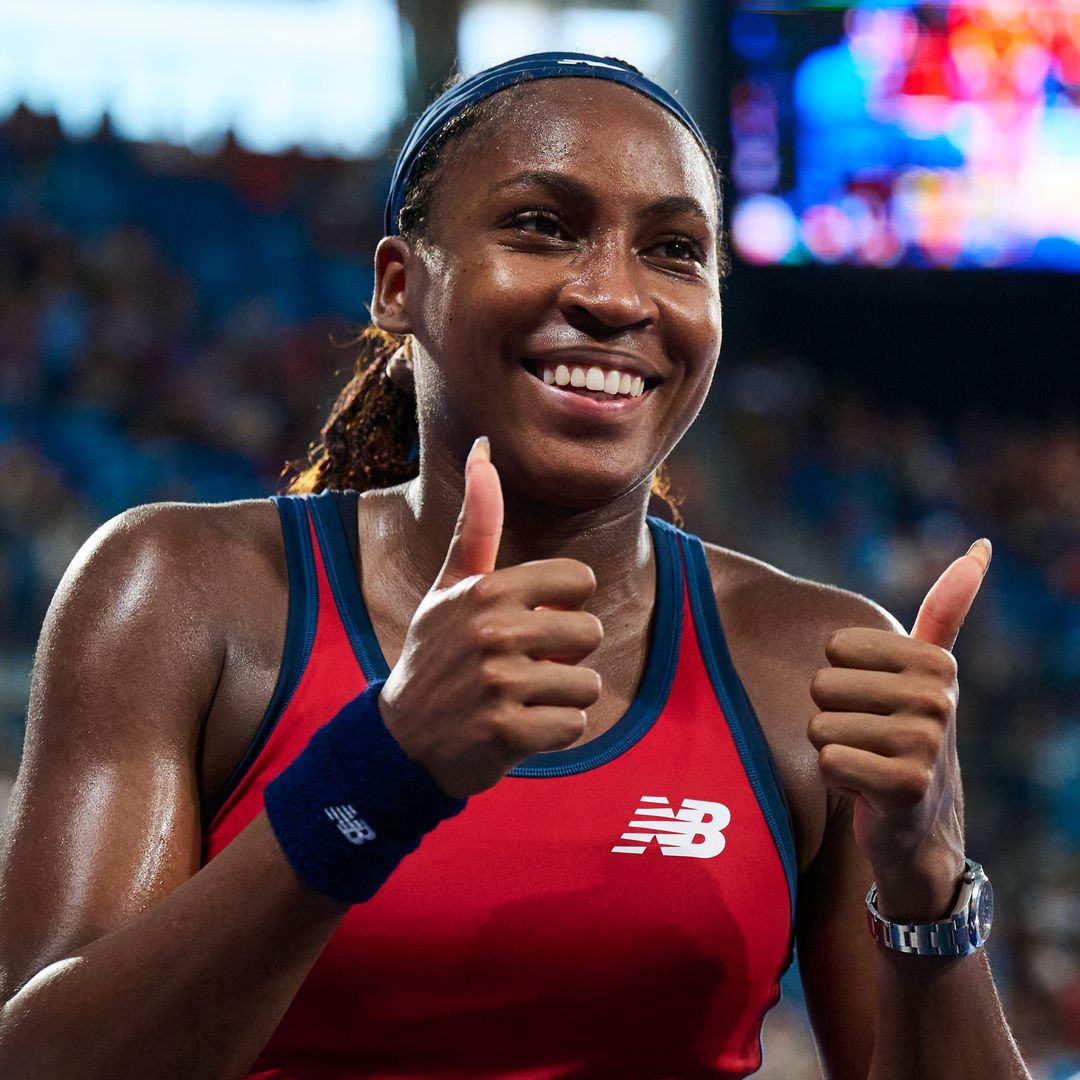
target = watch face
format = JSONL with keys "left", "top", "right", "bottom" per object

{"left": 974, "top": 876, "right": 994, "bottom": 945}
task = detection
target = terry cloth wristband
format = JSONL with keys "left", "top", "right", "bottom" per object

{"left": 264, "top": 679, "right": 467, "bottom": 904}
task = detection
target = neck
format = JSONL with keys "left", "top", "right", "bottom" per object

{"left": 373, "top": 446, "right": 656, "bottom": 613}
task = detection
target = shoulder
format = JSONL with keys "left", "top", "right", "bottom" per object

{"left": 39, "top": 497, "right": 286, "bottom": 710}
{"left": 700, "top": 539, "right": 903, "bottom": 652}
{"left": 60, "top": 497, "right": 283, "bottom": 600}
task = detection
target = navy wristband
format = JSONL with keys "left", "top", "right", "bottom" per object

{"left": 264, "top": 679, "right": 467, "bottom": 903}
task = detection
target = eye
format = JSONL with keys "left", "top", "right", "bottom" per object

{"left": 649, "top": 236, "right": 707, "bottom": 264}
{"left": 507, "top": 208, "right": 568, "bottom": 239}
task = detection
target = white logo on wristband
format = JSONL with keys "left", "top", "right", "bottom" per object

{"left": 325, "top": 804, "right": 377, "bottom": 845}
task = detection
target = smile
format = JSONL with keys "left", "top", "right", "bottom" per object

{"left": 540, "top": 362, "right": 644, "bottom": 398}
{"left": 520, "top": 360, "right": 658, "bottom": 419}
{"left": 522, "top": 358, "right": 660, "bottom": 403}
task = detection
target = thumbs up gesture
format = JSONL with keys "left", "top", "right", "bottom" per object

{"left": 808, "top": 540, "right": 992, "bottom": 917}
{"left": 378, "top": 438, "right": 604, "bottom": 800}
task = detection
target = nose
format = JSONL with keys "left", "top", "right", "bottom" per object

{"left": 557, "top": 241, "right": 658, "bottom": 336}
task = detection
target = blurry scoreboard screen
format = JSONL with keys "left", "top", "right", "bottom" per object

{"left": 727, "top": 2, "right": 1080, "bottom": 270}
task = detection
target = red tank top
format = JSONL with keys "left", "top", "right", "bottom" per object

{"left": 203, "top": 491, "right": 798, "bottom": 1080}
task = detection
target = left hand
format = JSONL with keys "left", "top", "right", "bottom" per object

{"left": 807, "top": 540, "right": 992, "bottom": 920}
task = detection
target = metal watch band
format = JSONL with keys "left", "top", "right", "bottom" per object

{"left": 865, "top": 905, "right": 975, "bottom": 957}
{"left": 865, "top": 859, "right": 985, "bottom": 958}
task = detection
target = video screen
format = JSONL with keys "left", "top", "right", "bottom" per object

{"left": 727, "top": 2, "right": 1080, "bottom": 271}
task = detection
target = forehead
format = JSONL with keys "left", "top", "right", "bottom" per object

{"left": 437, "top": 78, "right": 718, "bottom": 225}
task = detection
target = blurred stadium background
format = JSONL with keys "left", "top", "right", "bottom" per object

{"left": 1, "top": 0, "right": 1078, "bottom": 1075}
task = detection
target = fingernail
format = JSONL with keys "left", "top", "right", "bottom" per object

{"left": 467, "top": 435, "right": 490, "bottom": 470}
{"left": 965, "top": 538, "right": 992, "bottom": 575}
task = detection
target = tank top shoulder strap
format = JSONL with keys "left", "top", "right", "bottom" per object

{"left": 675, "top": 526, "right": 799, "bottom": 911}
{"left": 303, "top": 488, "right": 390, "bottom": 683}
{"left": 332, "top": 488, "right": 360, "bottom": 567}
{"left": 202, "top": 493, "right": 320, "bottom": 826}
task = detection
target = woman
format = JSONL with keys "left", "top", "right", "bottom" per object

{"left": 0, "top": 52, "right": 1028, "bottom": 1079}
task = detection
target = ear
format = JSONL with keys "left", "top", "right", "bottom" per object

{"left": 371, "top": 236, "right": 415, "bottom": 335}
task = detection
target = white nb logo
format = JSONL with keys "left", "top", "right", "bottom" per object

{"left": 611, "top": 795, "right": 731, "bottom": 859}
{"left": 324, "top": 804, "right": 376, "bottom": 846}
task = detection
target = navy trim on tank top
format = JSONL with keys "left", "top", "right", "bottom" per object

{"left": 307, "top": 490, "right": 392, "bottom": 684}
{"left": 202, "top": 495, "right": 319, "bottom": 827}
{"left": 310, "top": 490, "right": 684, "bottom": 778}
{"left": 679, "top": 532, "right": 799, "bottom": 920}
{"left": 510, "top": 516, "right": 683, "bottom": 777}
{"left": 333, "top": 488, "right": 360, "bottom": 567}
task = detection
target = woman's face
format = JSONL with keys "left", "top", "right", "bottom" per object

{"left": 389, "top": 78, "right": 723, "bottom": 510}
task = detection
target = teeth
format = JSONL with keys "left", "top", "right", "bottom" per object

{"left": 535, "top": 362, "right": 649, "bottom": 398}
{"left": 585, "top": 366, "right": 605, "bottom": 391}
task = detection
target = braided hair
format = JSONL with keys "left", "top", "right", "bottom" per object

{"left": 282, "top": 76, "right": 712, "bottom": 525}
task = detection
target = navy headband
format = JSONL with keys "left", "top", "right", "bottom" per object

{"left": 384, "top": 51, "right": 713, "bottom": 237}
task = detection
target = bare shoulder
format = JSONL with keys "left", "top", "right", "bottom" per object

{"left": 54, "top": 497, "right": 283, "bottom": 623}
{"left": 701, "top": 541, "right": 903, "bottom": 647}
{"left": 31, "top": 496, "right": 286, "bottom": 746}
{"left": 697, "top": 540, "right": 903, "bottom": 871}
{"left": 72, "top": 496, "right": 282, "bottom": 578}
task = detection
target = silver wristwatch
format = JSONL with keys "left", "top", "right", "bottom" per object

{"left": 866, "top": 858, "right": 993, "bottom": 957}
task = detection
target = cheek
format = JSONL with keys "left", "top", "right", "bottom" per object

{"left": 435, "top": 254, "right": 554, "bottom": 353}
{"left": 662, "top": 289, "right": 723, "bottom": 381}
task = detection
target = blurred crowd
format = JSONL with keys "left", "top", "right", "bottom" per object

{"left": 1, "top": 106, "right": 1078, "bottom": 1077}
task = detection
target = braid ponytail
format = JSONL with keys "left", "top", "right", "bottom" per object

{"left": 282, "top": 326, "right": 418, "bottom": 495}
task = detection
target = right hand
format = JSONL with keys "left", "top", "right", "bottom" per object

{"left": 378, "top": 437, "right": 604, "bottom": 799}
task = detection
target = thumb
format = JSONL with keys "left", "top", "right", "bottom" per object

{"left": 435, "top": 436, "right": 504, "bottom": 587}
{"left": 910, "top": 538, "right": 991, "bottom": 651}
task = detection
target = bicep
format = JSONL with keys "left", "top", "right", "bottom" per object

{"left": 796, "top": 795, "right": 878, "bottom": 1080}
{"left": 0, "top": 507, "right": 224, "bottom": 998}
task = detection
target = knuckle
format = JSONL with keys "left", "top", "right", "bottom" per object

{"left": 897, "top": 765, "right": 931, "bottom": 805}
{"left": 902, "top": 724, "right": 942, "bottom": 761}
{"left": 584, "top": 613, "right": 604, "bottom": 649}
{"left": 468, "top": 573, "right": 501, "bottom": 606}
{"left": 564, "top": 709, "right": 589, "bottom": 742}
{"left": 936, "top": 649, "right": 958, "bottom": 680}
{"left": 809, "top": 667, "right": 832, "bottom": 700}
{"left": 915, "top": 686, "right": 953, "bottom": 720}
{"left": 825, "top": 627, "right": 850, "bottom": 657}
{"left": 580, "top": 667, "right": 603, "bottom": 702}
{"left": 481, "top": 704, "right": 526, "bottom": 749}
{"left": 477, "top": 659, "right": 512, "bottom": 696}
{"left": 806, "top": 712, "right": 830, "bottom": 747}
{"left": 816, "top": 742, "right": 844, "bottom": 774}
{"left": 474, "top": 617, "right": 515, "bottom": 655}
{"left": 572, "top": 560, "right": 598, "bottom": 593}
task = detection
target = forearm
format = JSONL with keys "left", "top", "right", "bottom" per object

{"left": 0, "top": 812, "right": 348, "bottom": 1080}
{"left": 869, "top": 948, "right": 1029, "bottom": 1080}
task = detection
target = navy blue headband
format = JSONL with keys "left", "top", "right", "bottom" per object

{"left": 384, "top": 51, "right": 713, "bottom": 237}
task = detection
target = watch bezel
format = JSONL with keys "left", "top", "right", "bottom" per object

{"left": 969, "top": 868, "right": 993, "bottom": 948}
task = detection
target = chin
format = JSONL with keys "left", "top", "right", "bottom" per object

{"left": 502, "top": 451, "right": 654, "bottom": 513}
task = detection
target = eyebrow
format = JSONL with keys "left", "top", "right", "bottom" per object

{"left": 486, "top": 170, "right": 714, "bottom": 228}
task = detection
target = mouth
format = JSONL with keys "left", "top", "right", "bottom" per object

{"left": 521, "top": 358, "right": 662, "bottom": 402}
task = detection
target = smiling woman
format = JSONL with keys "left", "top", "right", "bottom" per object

{"left": 0, "top": 51, "right": 1030, "bottom": 1080}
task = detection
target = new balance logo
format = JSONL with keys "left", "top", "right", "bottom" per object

{"left": 611, "top": 796, "right": 731, "bottom": 858}
{"left": 324, "top": 804, "right": 376, "bottom": 845}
